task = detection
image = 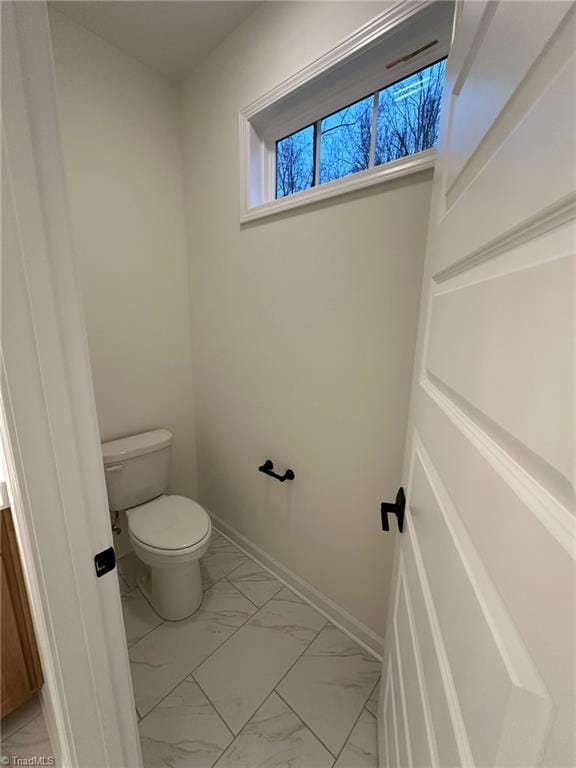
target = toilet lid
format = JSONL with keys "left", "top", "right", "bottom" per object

{"left": 128, "top": 495, "right": 210, "bottom": 551}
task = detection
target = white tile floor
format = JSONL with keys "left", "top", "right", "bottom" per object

{"left": 1, "top": 696, "right": 53, "bottom": 764}
{"left": 119, "top": 530, "right": 381, "bottom": 768}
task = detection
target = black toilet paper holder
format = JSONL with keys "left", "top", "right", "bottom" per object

{"left": 258, "top": 459, "right": 295, "bottom": 482}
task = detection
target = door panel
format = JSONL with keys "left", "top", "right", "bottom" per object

{"left": 379, "top": 2, "right": 576, "bottom": 766}
{"left": 391, "top": 642, "right": 411, "bottom": 768}
{"left": 409, "top": 439, "right": 550, "bottom": 767}
{"left": 427, "top": 252, "right": 573, "bottom": 477}
{"left": 439, "top": 6, "right": 575, "bottom": 273}
{"left": 394, "top": 571, "right": 437, "bottom": 767}
{"left": 445, "top": 1, "right": 570, "bottom": 192}
{"left": 402, "top": 536, "right": 463, "bottom": 768}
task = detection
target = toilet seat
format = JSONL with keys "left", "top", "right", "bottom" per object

{"left": 127, "top": 494, "right": 210, "bottom": 552}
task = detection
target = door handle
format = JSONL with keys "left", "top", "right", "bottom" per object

{"left": 381, "top": 487, "right": 405, "bottom": 533}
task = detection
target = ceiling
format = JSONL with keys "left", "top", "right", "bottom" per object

{"left": 50, "top": 1, "right": 260, "bottom": 80}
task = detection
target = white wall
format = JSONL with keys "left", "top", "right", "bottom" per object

{"left": 49, "top": 11, "right": 197, "bottom": 510}
{"left": 49, "top": 2, "right": 433, "bottom": 638}
{"left": 181, "top": 2, "right": 433, "bottom": 637}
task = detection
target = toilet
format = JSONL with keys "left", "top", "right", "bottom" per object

{"left": 101, "top": 429, "right": 211, "bottom": 621}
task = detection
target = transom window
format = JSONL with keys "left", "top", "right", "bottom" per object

{"left": 239, "top": 2, "right": 454, "bottom": 222}
{"left": 276, "top": 59, "right": 446, "bottom": 199}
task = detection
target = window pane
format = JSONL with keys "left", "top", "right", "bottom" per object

{"left": 375, "top": 59, "right": 446, "bottom": 166}
{"left": 319, "top": 95, "right": 374, "bottom": 184}
{"left": 276, "top": 125, "right": 315, "bottom": 198}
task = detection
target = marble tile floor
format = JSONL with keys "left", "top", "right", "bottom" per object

{"left": 1, "top": 697, "right": 53, "bottom": 764}
{"left": 120, "top": 530, "right": 381, "bottom": 768}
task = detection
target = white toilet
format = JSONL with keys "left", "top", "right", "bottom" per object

{"left": 102, "top": 429, "right": 211, "bottom": 621}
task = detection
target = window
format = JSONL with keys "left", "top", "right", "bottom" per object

{"left": 276, "top": 124, "right": 315, "bottom": 198}
{"left": 319, "top": 95, "right": 374, "bottom": 184}
{"left": 375, "top": 59, "right": 446, "bottom": 166}
{"left": 240, "top": 2, "right": 454, "bottom": 222}
{"left": 275, "top": 60, "right": 446, "bottom": 200}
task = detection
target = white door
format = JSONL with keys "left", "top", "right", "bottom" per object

{"left": 2, "top": 3, "right": 142, "bottom": 765}
{"left": 379, "top": 2, "right": 575, "bottom": 767}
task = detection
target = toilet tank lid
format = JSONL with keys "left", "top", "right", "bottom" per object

{"left": 102, "top": 429, "right": 172, "bottom": 465}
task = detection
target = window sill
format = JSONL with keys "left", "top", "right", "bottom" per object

{"left": 240, "top": 148, "right": 435, "bottom": 224}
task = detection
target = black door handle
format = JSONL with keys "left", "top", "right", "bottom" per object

{"left": 381, "top": 487, "right": 405, "bottom": 533}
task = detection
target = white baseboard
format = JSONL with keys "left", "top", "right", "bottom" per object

{"left": 210, "top": 511, "right": 384, "bottom": 661}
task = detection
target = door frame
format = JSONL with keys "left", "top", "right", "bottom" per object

{"left": 1, "top": 3, "right": 142, "bottom": 764}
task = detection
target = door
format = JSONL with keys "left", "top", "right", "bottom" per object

{"left": 379, "top": 2, "right": 575, "bottom": 767}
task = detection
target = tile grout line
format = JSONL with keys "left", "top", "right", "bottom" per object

{"left": 324, "top": 675, "right": 382, "bottom": 765}
{"left": 274, "top": 689, "right": 337, "bottom": 762}
{"left": 225, "top": 581, "right": 284, "bottom": 612}
{"left": 127, "top": 621, "right": 164, "bottom": 649}
{"left": 268, "top": 614, "right": 330, "bottom": 694}
{"left": 202, "top": 578, "right": 332, "bottom": 738}
{"left": 123, "top": 535, "right": 274, "bottom": 650}
{"left": 123, "top": 534, "right": 382, "bottom": 765}
{"left": 331, "top": 702, "right": 375, "bottom": 766}
{"left": 200, "top": 551, "right": 249, "bottom": 593}
{"left": 365, "top": 675, "right": 381, "bottom": 711}
{"left": 136, "top": 580, "right": 258, "bottom": 721}
{"left": 273, "top": 645, "right": 381, "bottom": 762}
{"left": 136, "top": 565, "right": 294, "bottom": 723}
{"left": 126, "top": 536, "right": 256, "bottom": 719}
{"left": 224, "top": 561, "right": 285, "bottom": 610}
{"left": 127, "top": 537, "right": 333, "bottom": 739}
{"left": 137, "top": 578, "right": 325, "bottom": 728}
{"left": 1, "top": 713, "right": 51, "bottom": 758}
{"left": 190, "top": 675, "right": 236, "bottom": 752}
{"left": 222, "top": 578, "right": 261, "bottom": 611}
{"left": 206, "top": 615, "right": 339, "bottom": 750}
{"left": 118, "top": 572, "right": 132, "bottom": 594}
{"left": 123, "top": 587, "right": 166, "bottom": 648}
{"left": 1, "top": 704, "right": 42, "bottom": 743}
{"left": 126, "top": 547, "right": 248, "bottom": 654}
{"left": 213, "top": 524, "right": 383, "bottom": 663}
{"left": 191, "top": 592, "right": 329, "bottom": 742}
{"left": 222, "top": 569, "right": 287, "bottom": 613}
{"left": 117, "top": 554, "right": 142, "bottom": 595}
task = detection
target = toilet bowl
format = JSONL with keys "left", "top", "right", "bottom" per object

{"left": 101, "top": 429, "right": 212, "bottom": 621}
{"left": 127, "top": 494, "right": 211, "bottom": 620}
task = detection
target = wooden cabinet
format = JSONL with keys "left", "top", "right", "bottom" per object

{"left": 1, "top": 507, "right": 43, "bottom": 717}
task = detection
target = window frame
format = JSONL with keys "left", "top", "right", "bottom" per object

{"left": 239, "top": 1, "right": 454, "bottom": 223}
{"left": 274, "top": 57, "right": 447, "bottom": 199}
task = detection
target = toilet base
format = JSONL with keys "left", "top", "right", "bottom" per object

{"left": 138, "top": 559, "right": 203, "bottom": 621}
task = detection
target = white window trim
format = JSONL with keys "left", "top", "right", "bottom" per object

{"left": 239, "top": 0, "right": 448, "bottom": 224}
{"left": 240, "top": 146, "right": 436, "bottom": 223}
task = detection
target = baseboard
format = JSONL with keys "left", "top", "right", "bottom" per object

{"left": 210, "top": 511, "right": 384, "bottom": 661}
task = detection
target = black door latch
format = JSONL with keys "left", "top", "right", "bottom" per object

{"left": 381, "top": 487, "right": 406, "bottom": 533}
{"left": 94, "top": 546, "right": 116, "bottom": 577}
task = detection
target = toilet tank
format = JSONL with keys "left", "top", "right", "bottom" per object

{"left": 101, "top": 429, "right": 172, "bottom": 512}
